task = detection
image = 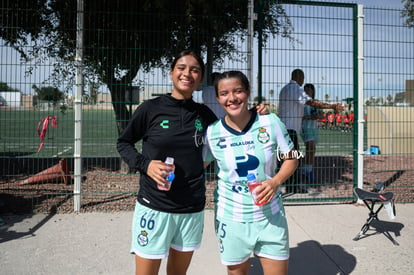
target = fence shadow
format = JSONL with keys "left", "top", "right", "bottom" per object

{"left": 0, "top": 195, "right": 71, "bottom": 243}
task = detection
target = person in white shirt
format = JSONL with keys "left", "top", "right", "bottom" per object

{"left": 202, "top": 72, "right": 226, "bottom": 118}
{"left": 278, "top": 69, "right": 344, "bottom": 193}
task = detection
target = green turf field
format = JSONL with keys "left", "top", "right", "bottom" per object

{"left": 1, "top": 109, "right": 357, "bottom": 158}
{"left": 0, "top": 109, "right": 121, "bottom": 157}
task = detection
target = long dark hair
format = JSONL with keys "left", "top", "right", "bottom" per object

{"left": 170, "top": 50, "right": 205, "bottom": 78}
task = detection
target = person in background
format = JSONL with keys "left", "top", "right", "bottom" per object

{"left": 203, "top": 71, "right": 298, "bottom": 275}
{"left": 301, "top": 83, "right": 322, "bottom": 184}
{"left": 335, "top": 112, "right": 342, "bottom": 130}
{"left": 202, "top": 72, "right": 226, "bottom": 118}
{"left": 349, "top": 111, "right": 355, "bottom": 130}
{"left": 278, "top": 69, "right": 344, "bottom": 193}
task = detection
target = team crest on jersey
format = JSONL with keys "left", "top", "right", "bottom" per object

{"left": 257, "top": 127, "right": 270, "bottom": 144}
{"left": 195, "top": 119, "right": 203, "bottom": 131}
{"left": 219, "top": 239, "right": 224, "bottom": 253}
{"left": 137, "top": 230, "right": 149, "bottom": 246}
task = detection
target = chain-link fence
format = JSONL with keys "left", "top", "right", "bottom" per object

{"left": 0, "top": 1, "right": 413, "bottom": 213}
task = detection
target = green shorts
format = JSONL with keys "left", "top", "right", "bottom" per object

{"left": 301, "top": 127, "right": 318, "bottom": 144}
{"left": 214, "top": 201, "right": 289, "bottom": 265}
{"left": 131, "top": 201, "right": 204, "bottom": 259}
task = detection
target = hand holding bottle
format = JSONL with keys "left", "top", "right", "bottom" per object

{"left": 157, "top": 157, "right": 175, "bottom": 191}
{"left": 247, "top": 173, "right": 268, "bottom": 206}
{"left": 147, "top": 158, "right": 175, "bottom": 191}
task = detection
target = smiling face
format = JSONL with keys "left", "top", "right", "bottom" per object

{"left": 216, "top": 77, "right": 250, "bottom": 117}
{"left": 169, "top": 54, "right": 203, "bottom": 99}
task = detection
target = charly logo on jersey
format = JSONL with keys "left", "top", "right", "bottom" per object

{"left": 137, "top": 230, "right": 149, "bottom": 246}
{"left": 216, "top": 138, "right": 227, "bottom": 149}
{"left": 257, "top": 127, "right": 270, "bottom": 144}
{"left": 160, "top": 120, "right": 169, "bottom": 129}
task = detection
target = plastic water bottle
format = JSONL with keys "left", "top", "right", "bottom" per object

{"left": 158, "top": 157, "right": 175, "bottom": 191}
{"left": 383, "top": 201, "right": 395, "bottom": 220}
{"left": 247, "top": 173, "right": 267, "bottom": 206}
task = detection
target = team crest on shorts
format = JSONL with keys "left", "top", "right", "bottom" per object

{"left": 257, "top": 127, "right": 270, "bottom": 144}
{"left": 219, "top": 239, "right": 224, "bottom": 253}
{"left": 137, "top": 230, "right": 149, "bottom": 246}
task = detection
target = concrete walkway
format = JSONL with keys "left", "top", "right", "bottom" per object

{"left": 1, "top": 203, "right": 413, "bottom": 274}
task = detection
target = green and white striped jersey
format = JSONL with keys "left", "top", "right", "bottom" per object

{"left": 203, "top": 112, "right": 294, "bottom": 222}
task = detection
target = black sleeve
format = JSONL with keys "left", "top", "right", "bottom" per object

{"left": 200, "top": 103, "right": 218, "bottom": 125}
{"left": 116, "top": 103, "right": 151, "bottom": 173}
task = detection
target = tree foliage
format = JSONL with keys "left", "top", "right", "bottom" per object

{"left": 401, "top": 0, "right": 414, "bottom": 28}
{"left": 0, "top": 0, "right": 294, "bottom": 134}
{"left": 0, "top": 82, "right": 18, "bottom": 92}
{"left": 32, "top": 84, "right": 64, "bottom": 102}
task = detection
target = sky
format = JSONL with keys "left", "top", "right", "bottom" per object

{"left": 257, "top": 0, "right": 412, "bottom": 102}
{"left": 316, "top": 0, "right": 404, "bottom": 8}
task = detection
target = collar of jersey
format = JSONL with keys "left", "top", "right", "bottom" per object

{"left": 221, "top": 111, "right": 257, "bottom": 136}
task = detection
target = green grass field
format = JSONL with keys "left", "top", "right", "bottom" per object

{"left": 0, "top": 109, "right": 120, "bottom": 157}
{"left": 1, "top": 109, "right": 357, "bottom": 158}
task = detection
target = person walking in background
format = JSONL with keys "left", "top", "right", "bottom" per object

{"left": 327, "top": 111, "right": 335, "bottom": 130}
{"left": 202, "top": 72, "right": 226, "bottom": 118}
{"left": 349, "top": 110, "right": 355, "bottom": 130}
{"left": 278, "top": 69, "right": 344, "bottom": 193}
{"left": 335, "top": 112, "right": 342, "bottom": 130}
{"left": 203, "top": 71, "right": 298, "bottom": 275}
{"left": 301, "top": 83, "right": 322, "bottom": 185}
{"left": 117, "top": 50, "right": 218, "bottom": 275}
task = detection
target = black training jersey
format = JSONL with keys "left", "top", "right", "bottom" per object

{"left": 117, "top": 95, "right": 217, "bottom": 213}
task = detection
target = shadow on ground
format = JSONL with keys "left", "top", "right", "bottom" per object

{"left": 248, "top": 240, "right": 357, "bottom": 275}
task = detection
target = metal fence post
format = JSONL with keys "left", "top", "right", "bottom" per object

{"left": 356, "top": 4, "right": 364, "bottom": 196}
{"left": 74, "top": 0, "right": 84, "bottom": 211}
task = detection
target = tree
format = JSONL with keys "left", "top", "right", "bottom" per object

{"left": 401, "top": 0, "right": 414, "bottom": 28}
{"left": 32, "top": 85, "right": 64, "bottom": 103}
{"left": 0, "top": 0, "right": 293, "bottom": 134}
{"left": 0, "top": 82, "right": 19, "bottom": 92}
{"left": 386, "top": 94, "right": 394, "bottom": 105}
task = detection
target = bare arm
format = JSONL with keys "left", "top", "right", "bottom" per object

{"left": 254, "top": 151, "right": 299, "bottom": 204}
{"left": 307, "top": 99, "right": 345, "bottom": 113}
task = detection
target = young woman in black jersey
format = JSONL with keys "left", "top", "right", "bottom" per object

{"left": 117, "top": 50, "right": 217, "bottom": 275}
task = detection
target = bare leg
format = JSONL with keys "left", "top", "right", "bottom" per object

{"left": 166, "top": 248, "right": 194, "bottom": 275}
{"left": 135, "top": 255, "right": 161, "bottom": 275}
{"left": 259, "top": 257, "right": 288, "bottom": 275}
{"left": 305, "top": 140, "right": 316, "bottom": 166}
{"left": 227, "top": 260, "right": 250, "bottom": 275}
